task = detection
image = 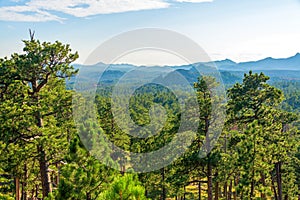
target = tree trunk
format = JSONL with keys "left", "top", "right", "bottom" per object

{"left": 250, "top": 133, "right": 257, "bottom": 200}
{"left": 55, "top": 163, "right": 60, "bottom": 187}
{"left": 214, "top": 179, "right": 219, "bottom": 200}
{"left": 207, "top": 155, "right": 213, "bottom": 200}
{"left": 260, "top": 173, "right": 266, "bottom": 199}
{"left": 223, "top": 181, "right": 227, "bottom": 200}
{"left": 233, "top": 177, "right": 237, "bottom": 200}
{"left": 228, "top": 180, "right": 232, "bottom": 200}
{"left": 22, "top": 164, "right": 28, "bottom": 200}
{"left": 276, "top": 162, "right": 282, "bottom": 200}
{"left": 250, "top": 168, "right": 255, "bottom": 198}
{"left": 145, "top": 188, "right": 148, "bottom": 198}
{"left": 39, "top": 147, "right": 52, "bottom": 199}
{"left": 205, "top": 110, "right": 213, "bottom": 200}
{"left": 32, "top": 80, "right": 52, "bottom": 199}
{"left": 21, "top": 183, "right": 24, "bottom": 200}
{"left": 198, "top": 181, "right": 201, "bottom": 200}
{"left": 15, "top": 177, "right": 20, "bottom": 200}
{"left": 86, "top": 192, "right": 91, "bottom": 200}
{"left": 271, "top": 174, "right": 278, "bottom": 200}
{"left": 35, "top": 184, "right": 39, "bottom": 198}
{"left": 161, "top": 167, "right": 166, "bottom": 200}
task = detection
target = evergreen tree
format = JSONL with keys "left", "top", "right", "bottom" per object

{"left": 99, "top": 173, "right": 148, "bottom": 200}
{"left": 226, "top": 71, "right": 299, "bottom": 199}
{"left": 0, "top": 35, "right": 78, "bottom": 199}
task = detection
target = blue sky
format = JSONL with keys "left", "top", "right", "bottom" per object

{"left": 0, "top": 0, "right": 299, "bottom": 65}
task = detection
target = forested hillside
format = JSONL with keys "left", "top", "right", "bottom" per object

{"left": 0, "top": 38, "right": 299, "bottom": 200}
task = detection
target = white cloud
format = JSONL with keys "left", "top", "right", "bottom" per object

{"left": 0, "top": 0, "right": 213, "bottom": 22}
{"left": 0, "top": 5, "right": 64, "bottom": 22}
{"left": 174, "top": 0, "right": 213, "bottom": 2}
{"left": 0, "top": 0, "right": 170, "bottom": 21}
{"left": 27, "top": 0, "right": 170, "bottom": 17}
{"left": 9, "top": 0, "right": 24, "bottom": 2}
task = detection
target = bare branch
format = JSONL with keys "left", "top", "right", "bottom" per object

{"left": 29, "top": 29, "right": 35, "bottom": 41}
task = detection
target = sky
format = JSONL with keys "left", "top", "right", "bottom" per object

{"left": 0, "top": 0, "right": 300, "bottom": 65}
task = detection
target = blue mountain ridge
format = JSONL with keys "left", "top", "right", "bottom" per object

{"left": 70, "top": 53, "right": 300, "bottom": 87}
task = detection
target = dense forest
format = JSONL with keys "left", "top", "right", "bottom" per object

{"left": 0, "top": 38, "right": 299, "bottom": 200}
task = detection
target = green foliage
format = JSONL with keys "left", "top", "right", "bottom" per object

{"left": 0, "top": 193, "right": 14, "bottom": 200}
{"left": 99, "top": 173, "right": 148, "bottom": 200}
{"left": 226, "top": 71, "right": 299, "bottom": 199}
{"left": 1, "top": 35, "right": 300, "bottom": 199}
{"left": 0, "top": 36, "right": 78, "bottom": 198}
{"left": 52, "top": 136, "right": 116, "bottom": 200}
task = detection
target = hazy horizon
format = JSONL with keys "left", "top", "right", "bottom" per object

{"left": 75, "top": 51, "right": 300, "bottom": 67}
{"left": 1, "top": 0, "right": 300, "bottom": 65}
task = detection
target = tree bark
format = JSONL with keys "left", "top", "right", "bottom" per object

{"left": 37, "top": 114, "right": 52, "bottom": 198}
{"left": 22, "top": 163, "right": 28, "bottom": 200}
{"left": 260, "top": 173, "right": 266, "bottom": 199}
{"left": 161, "top": 167, "right": 166, "bottom": 200}
{"left": 214, "top": 179, "right": 219, "bottom": 200}
{"left": 32, "top": 80, "right": 52, "bottom": 199}
{"left": 15, "top": 177, "right": 20, "bottom": 200}
{"left": 55, "top": 163, "right": 60, "bottom": 187}
{"left": 233, "top": 177, "right": 237, "bottom": 200}
{"left": 223, "top": 181, "right": 227, "bottom": 200}
{"left": 276, "top": 162, "right": 282, "bottom": 200}
{"left": 86, "top": 192, "right": 91, "bottom": 200}
{"left": 39, "top": 147, "right": 52, "bottom": 199}
{"left": 271, "top": 174, "right": 278, "bottom": 200}
{"left": 228, "top": 180, "right": 232, "bottom": 200}
{"left": 198, "top": 181, "right": 201, "bottom": 200}
{"left": 207, "top": 154, "right": 213, "bottom": 200}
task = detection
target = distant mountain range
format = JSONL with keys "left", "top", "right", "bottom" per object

{"left": 212, "top": 53, "right": 300, "bottom": 71}
{"left": 71, "top": 53, "right": 300, "bottom": 87}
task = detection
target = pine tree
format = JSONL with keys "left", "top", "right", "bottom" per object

{"left": 99, "top": 173, "right": 148, "bottom": 200}
{"left": 226, "top": 71, "right": 299, "bottom": 199}
{"left": 0, "top": 35, "right": 78, "bottom": 199}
